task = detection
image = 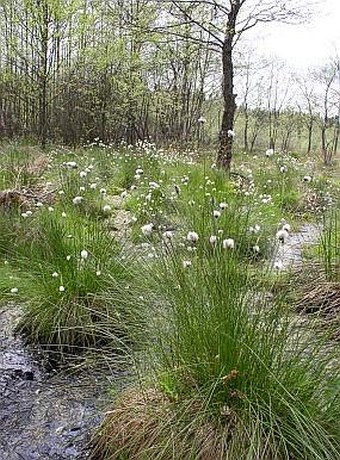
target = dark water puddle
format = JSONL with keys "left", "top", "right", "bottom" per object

{"left": 0, "top": 306, "right": 113, "bottom": 460}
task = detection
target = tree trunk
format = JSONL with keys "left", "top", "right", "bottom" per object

{"left": 217, "top": 36, "right": 236, "bottom": 170}
{"left": 244, "top": 105, "right": 249, "bottom": 152}
{"left": 39, "top": 0, "right": 49, "bottom": 149}
{"left": 307, "top": 120, "right": 313, "bottom": 154}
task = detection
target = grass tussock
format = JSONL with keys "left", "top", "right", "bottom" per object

{"left": 92, "top": 210, "right": 340, "bottom": 459}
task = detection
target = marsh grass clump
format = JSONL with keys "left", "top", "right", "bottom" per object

{"left": 10, "top": 210, "right": 144, "bottom": 354}
{"left": 93, "top": 212, "right": 340, "bottom": 459}
{"left": 0, "top": 143, "right": 49, "bottom": 189}
{"left": 319, "top": 209, "right": 340, "bottom": 282}
{"left": 295, "top": 210, "right": 340, "bottom": 339}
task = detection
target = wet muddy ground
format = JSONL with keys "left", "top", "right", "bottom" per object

{"left": 274, "top": 223, "right": 321, "bottom": 270}
{"left": 0, "top": 307, "right": 113, "bottom": 460}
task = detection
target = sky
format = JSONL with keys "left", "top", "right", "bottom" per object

{"left": 253, "top": 0, "right": 340, "bottom": 69}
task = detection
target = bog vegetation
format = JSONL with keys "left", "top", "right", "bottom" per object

{"left": 0, "top": 1, "right": 339, "bottom": 459}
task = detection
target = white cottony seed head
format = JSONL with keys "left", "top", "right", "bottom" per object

{"left": 274, "top": 260, "right": 283, "bottom": 271}
{"left": 103, "top": 205, "right": 112, "bottom": 214}
{"left": 80, "top": 250, "right": 89, "bottom": 260}
{"left": 162, "top": 230, "right": 174, "bottom": 240}
{"left": 276, "top": 229, "right": 289, "bottom": 244}
{"left": 282, "top": 223, "right": 291, "bottom": 233}
{"left": 209, "top": 235, "right": 217, "bottom": 245}
{"left": 72, "top": 196, "right": 83, "bottom": 205}
{"left": 223, "top": 238, "right": 235, "bottom": 249}
{"left": 187, "top": 231, "right": 199, "bottom": 243}
{"left": 141, "top": 223, "right": 154, "bottom": 236}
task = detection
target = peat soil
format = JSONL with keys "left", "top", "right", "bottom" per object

{"left": 0, "top": 306, "right": 114, "bottom": 460}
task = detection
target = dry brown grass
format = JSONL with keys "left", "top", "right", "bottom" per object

{"left": 0, "top": 187, "right": 55, "bottom": 211}
{"left": 90, "top": 387, "right": 280, "bottom": 460}
{"left": 0, "top": 189, "right": 29, "bottom": 210}
{"left": 297, "top": 281, "right": 340, "bottom": 340}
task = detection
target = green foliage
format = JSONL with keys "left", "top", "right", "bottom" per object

{"left": 319, "top": 209, "right": 340, "bottom": 281}
{"left": 94, "top": 200, "right": 340, "bottom": 459}
{"left": 2, "top": 208, "right": 143, "bottom": 353}
{"left": 0, "top": 144, "right": 48, "bottom": 189}
{"left": 0, "top": 142, "right": 339, "bottom": 458}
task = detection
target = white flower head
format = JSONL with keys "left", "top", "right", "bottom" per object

{"left": 52, "top": 272, "right": 59, "bottom": 278}
{"left": 10, "top": 287, "right": 18, "bottom": 294}
{"left": 253, "top": 245, "right": 260, "bottom": 253}
{"left": 59, "top": 285, "right": 65, "bottom": 292}
{"left": 36, "top": 202, "right": 43, "bottom": 208}
{"left": 149, "top": 181, "right": 160, "bottom": 190}
{"left": 103, "top": 204, "right": 112, "bottom": 214}
{"left": 227, "top": 129, "right": 235, "bottom": 138}
{"left": 274, "top": 260, "right": 283, "bottom": 271}
{"left": 99, "top": 188, "right": 107, "bottom": 196}
{"left": 276, "top": 229, "right": 289, "bottom": 244}
{"left": 213, "top": 210, "right": 221, "bottom": 219}
{"left": 121, "top": 190, "right": 128, "bottom": 199}
{"left": 96, "top": 270, "right": 101, "bottom": 276}
{"left": 219, "top": 202, "right": 228, "bottom": 210}
{"left": 198, "top": 116, "right": 206, "bottom": 124}
{"left": 90, "top": 183, "right": 97, "bottom": 189}
{"left": 79, "top": 171, "right": 87, "bottom": 178}
{"left": 80, "top": 249, "right": 89, "bottom": 260}
{"left": 141, "top": 223, "right": 154, "bottom": 236}
{"left": 162, "top": 230, "right": 174, "bottom": 240}
{"left": 135, "top": 168, "right": 144, "bottom": 175}
{"left": 187, "top": 231, "right": 199, "bottom": 243}
{"left": 303, "top": 175, "right": 312, "bottom": 183}
{"left": 61, "top": 212, "right": 67, "bottom": 218}
{"left": 26, "top": 210, "right": 33, "bottom": 216}
{"left": 223, "top": 238, "right": 235, "bottom": 249}
{"left": 266, "top": 149, "right": 274, "bottom": 157}
{"left": 282, "top": 223, "right": 291, "bottom": 233}
{"left": 183, "top": 260, "right": 192, "bottom": 268}
{"left": 48, "top": 206, "right": 54, "bottom": 212}
{"left": 21, "top": 213, "right": 28, "bottom": 218}
{"left": 72, "top": 196, "right": 83, "bottom": 205}
{"left": 65, "top": 161, "right": 77, "bottom": 169}
{"left": 209, "top": 235, "right": 217, "bottom": 245}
